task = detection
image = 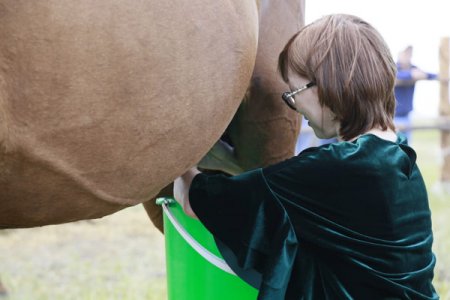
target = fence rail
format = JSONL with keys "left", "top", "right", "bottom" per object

{"left": 396, "top": 117, "right": 450, "bottom": 132}
{"left": 299, "top": 117, "right": 450, "bottom": 133}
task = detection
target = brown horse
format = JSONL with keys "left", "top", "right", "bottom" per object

{"left": 0, "top": 0, "right": 305, "bottom": 229}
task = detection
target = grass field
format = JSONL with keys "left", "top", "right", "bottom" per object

{"left": 0, "top": 130, "right": 449, "bottom": 300}
{"left": 0, "top": 206, "right": 167, "bottom": 300}
{"left": 414, "top": 131, "right": 450, "bottom": 299}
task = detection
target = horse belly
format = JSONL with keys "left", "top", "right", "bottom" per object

{"left": 0, "top": 0, "right": 258, "bottom": 227}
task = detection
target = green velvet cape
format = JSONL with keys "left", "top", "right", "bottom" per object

{"left": 190, "top": 134, "right": 438, "bottom": 299}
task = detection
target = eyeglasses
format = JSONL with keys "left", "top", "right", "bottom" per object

{"left": 281, "top": 82, "right": 315, "bottom": 111}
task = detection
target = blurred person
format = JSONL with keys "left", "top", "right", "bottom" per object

{"left": 394, "top": 45, "right": 439, "bottom": 142}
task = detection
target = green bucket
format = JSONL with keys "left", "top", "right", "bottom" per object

{"left": 158, "top": 198, "right": 258, "bottom": 300}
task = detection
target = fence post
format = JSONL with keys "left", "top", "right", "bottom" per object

{"left": 439, "top": 37, "right": 450, "bottom": 188}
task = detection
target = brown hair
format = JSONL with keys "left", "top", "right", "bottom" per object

{"left": 279, "top": 14, "right": 396, "bottom": 140}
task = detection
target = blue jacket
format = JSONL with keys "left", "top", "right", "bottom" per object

{"left": 395, "top": 64, "right": 437, "bottom": 117}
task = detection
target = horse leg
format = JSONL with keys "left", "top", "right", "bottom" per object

{"left": 227, "top": 0, "right": 306, "bottom": 169}
{"left": 142, "top": 183, "right": 174, "bottom": 234}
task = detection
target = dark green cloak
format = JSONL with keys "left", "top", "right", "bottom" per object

{"left": 190, "top": 134, "right": 438, "bottom": 299}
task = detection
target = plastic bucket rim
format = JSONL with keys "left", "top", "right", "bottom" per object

{"left": 160, "top": 198, "right": 237, "bottom": 276}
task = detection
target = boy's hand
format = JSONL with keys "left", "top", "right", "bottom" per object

{"left": 173, "top": 167, "right": 200, "bottom": 219}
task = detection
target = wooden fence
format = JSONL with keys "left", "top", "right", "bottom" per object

{"left": 439, "top": 37, "right": 450, "bottom": 184}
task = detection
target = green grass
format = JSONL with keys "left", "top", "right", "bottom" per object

{"left": 0, "top": 130, "right": 449, "bottom": 300}
{"left": 413, "top": 130, "right": 450, "bottom": 300}
{"left": 0, "top": 206, "right": 167, "bottom": 300}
